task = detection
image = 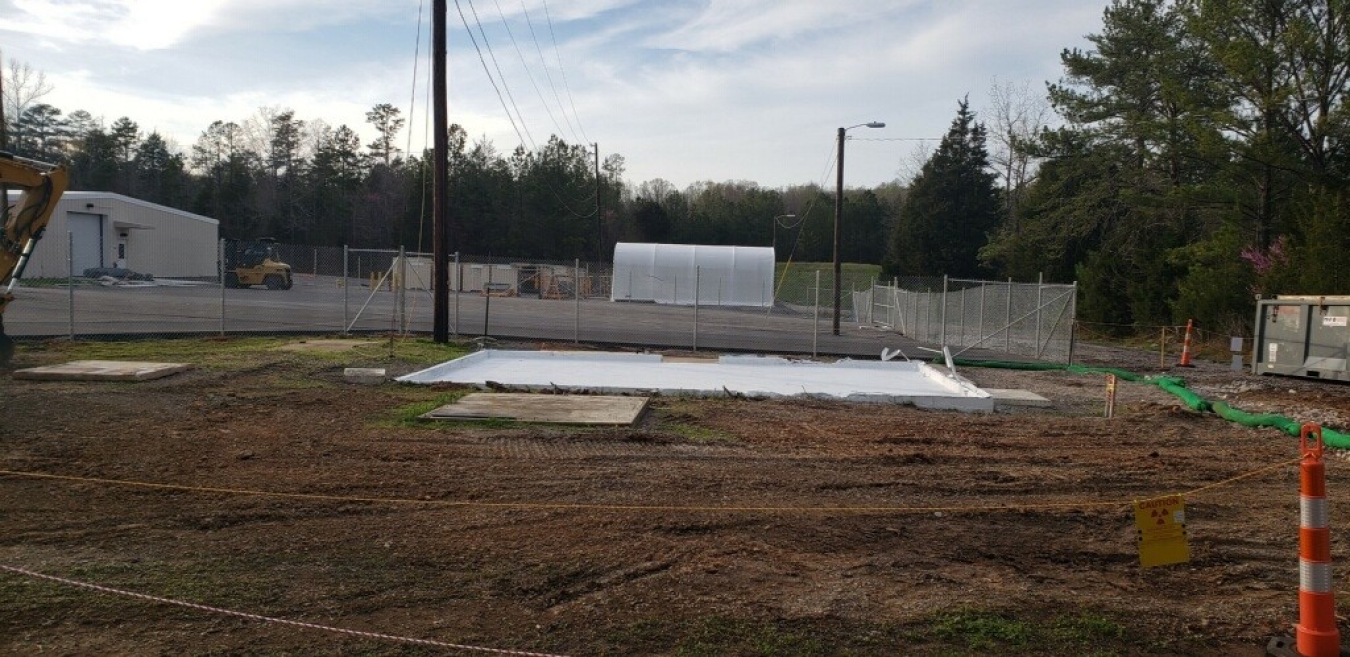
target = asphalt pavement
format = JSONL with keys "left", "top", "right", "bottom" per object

{"left": 5, "top": 276, "right": 951, "bottom": 359}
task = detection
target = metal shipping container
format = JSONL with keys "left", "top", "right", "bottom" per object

{"left": 1253, "top": 296, "right": 1350, "bottom": 381}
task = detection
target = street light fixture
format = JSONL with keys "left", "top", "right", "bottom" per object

{"left": 771, "top": 214, "right": 796, "bottom": 260}
{"left": 833, "top": 121, "right": 885, "bottom": 335}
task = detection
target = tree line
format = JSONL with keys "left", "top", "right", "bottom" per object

{"left": 3, "top": 0, "right": 1347, "bottom": 333}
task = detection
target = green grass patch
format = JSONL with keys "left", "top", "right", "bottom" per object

{"left": 380, "top": 390, "right": 474, "bottom": 427}
{"left": 18, "top": 336, "right": 294, "bottom": 369}
{"left": 907, "top": 608, "right": 1130, "bottom": 656}
{"left": 932, "top": 610, "right": 1032, "bottom": 651}
{"left": 650, "top": 401, "right": 740, "bottom": 445}
{"left": 611, "top": 616, "right": 827, "bottom": 657}
{"left": 2, "top": 559, "right": 282, "bottom": 619}
{"left": 323, "top": 337, "right": 472, "bottom": 364}
{"left": 771, "top": 261, "right": 880, "bottom": 306}
{"left": 14, "top": 336, "right": 471, "bottom": 372}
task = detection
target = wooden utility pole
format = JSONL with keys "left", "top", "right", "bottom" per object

{"left": 432, "top": 0, "right": 450, "bottom": 343}
{"left": 832, "top": 127, "right": 845, "bottom": 335}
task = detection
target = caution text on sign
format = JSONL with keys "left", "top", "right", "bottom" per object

{"left": 1133, "top": 495, "right": 1190, "bottom": 568}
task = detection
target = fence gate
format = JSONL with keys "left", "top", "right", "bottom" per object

{"left": 859, "top": 276, "right": 1078, "bottom": 362}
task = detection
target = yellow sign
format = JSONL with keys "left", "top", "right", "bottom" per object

{"left": 1134, "top": 495, "right": 1190, "bottom": 568}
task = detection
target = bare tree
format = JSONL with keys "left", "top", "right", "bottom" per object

{"left": 987, "top": 77, "right": 1052, "bottom": 231}
{"left": 3, "top": 58, "right": 54, "bottom": 147}
{"left": 896, "top": 142, "right": 934, "bottom": 186}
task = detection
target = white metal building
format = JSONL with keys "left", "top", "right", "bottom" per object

{"left": 611, "top": 242, "right": 775, "bottom": 307}
{"left": 12, "top": 191, "right": 220, "bottom": 279}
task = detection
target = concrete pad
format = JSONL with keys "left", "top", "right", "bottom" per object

{"left": 399, "top": 350, "right": 993, "bottom": 412}
{"left": 985, "top": 389, "right": 1052, "bottom": 408}
{"left": 422, "top": 393, "right": 649, "bottom": 425}
{"left": 275, "top": 339, "right": 378, "bottom": 353}
{"left": 344, "top": 367, "right": 387, "bottom": 385}
{"left": 13, "top": 360, "right": 190, "bottom": 381}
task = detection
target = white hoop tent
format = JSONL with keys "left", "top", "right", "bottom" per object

{"left": 611, "top": 243, "right": 775, "bottom": 307}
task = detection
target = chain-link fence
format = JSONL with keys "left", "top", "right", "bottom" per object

{"left": 855, "top": 276, "right": 1078, "bottom": 362}
{"left": 6, "top": 239, "right": 1076, "bottom": 361}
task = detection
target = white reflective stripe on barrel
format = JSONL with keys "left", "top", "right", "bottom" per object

{"left": 1302, "top": 496, "right": 1329, "bottom": 529}
{"left": 1301, "top": 559, "right": 1333, "bottom": 593}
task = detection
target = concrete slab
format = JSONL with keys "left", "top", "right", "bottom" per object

{"left": 399, "top": 350, "right": 993, "bottom": 412}
{"left": 344, "top": 368, "right": 387, "bottom": 385}
{"left": 275, "top": 340, "right": 378, "bottom": 353}
{"left": 986, "top": 389, "right": 1052, "bottom": 408}
{"left": 422, "top": 393, "right": 649, "bottom": 425}
{"left": 13, "top": 360, "right": 190, "bottom": 381}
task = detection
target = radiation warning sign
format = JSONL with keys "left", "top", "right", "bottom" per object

{"left": 1133, "top": 495, "right": 1190, "bottom": 568}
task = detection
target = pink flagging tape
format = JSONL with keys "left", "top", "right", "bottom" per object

{"left": 0, "top": 564, "right": 571, "bottom": 657}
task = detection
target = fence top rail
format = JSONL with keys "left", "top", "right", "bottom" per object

{"left": 347, "top": 248, "right": 401, "bottom": 255}
{"left": 946, "top": 277, "right": 1077, "bottom": 288}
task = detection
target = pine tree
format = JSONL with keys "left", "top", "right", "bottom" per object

{"left": 887, "top": 98, "right": 1000, "bottom": 278}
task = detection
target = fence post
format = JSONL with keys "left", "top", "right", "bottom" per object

{"left": 1035, "top": 272, "right": 1044, "bottom": 358}
{"left": 483, "top": 263, "right": 491, "bottom": 337}
{"left": 959, "top": 286, "right": 967, "bottom": 346}
{"left": 312, "top": 247, "right": 318, "bottom": 278}
{"left": 217, "top": 237, "right": 225, "bottom": 338}
{"left": 453, "top": 252, "right": 460, "bottom": 337}
{"left": 1005, "top": 277, "right": 1013, "bottom": 352}
{"left": 574, "top": 258, "right": 580, "bottom": 344}
{"left": 979, "top": 283, "right": 986, "bottom": 349}
{"left": 693, "top": 268, "right": 700, "bottom": 352}
{"left": 940, "top": 275, "right": 949, "bottom": 346}
{"left": 1067, "top": 281, "right": 1078, "bottom": 365}
{"left": 342, "top": 245, "right": 349, "bottom": 335}
{"left": 68, "top": 231, "right": 75, "bottom": 340}
{"left": 398, "top": 245, "right": 407, "bottom": 335}
{"left": 911, "top": 288, "right": 918, "bottom": 338}
{"left": 813, "top": 270, "right": 820, "bottom": 358}
{"left": 923, "top": 289, "right": 931, "bottom": 343}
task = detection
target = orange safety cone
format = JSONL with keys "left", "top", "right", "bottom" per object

{"left": 1298, "top": 424, "right": 1341, "bottom": 657}
{"left": 1268, "top": 425, "right": 1345, "bottom": 657}
{"left": 1178, "top": 319, "right": 1196, "bottom": 368}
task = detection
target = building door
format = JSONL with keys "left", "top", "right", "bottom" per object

{"left": 67, "top": 212, "right": 104, "bottom": 274}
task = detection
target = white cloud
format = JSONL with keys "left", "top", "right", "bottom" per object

{"left": 2, "top": 0, "right": 1112, "bottom": 188}
{"left": 2, "top": 0, "right": 227, "bottom": 50}
{"left": 648, "top": 0, "right": 921, "bottom": 53}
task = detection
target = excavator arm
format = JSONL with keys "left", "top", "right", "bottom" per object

{"left": 1, "top": 151, "right": 69, "bottom": 364}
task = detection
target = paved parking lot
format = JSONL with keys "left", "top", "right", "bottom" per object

{"left": 6, "top": 276, "right": 942, "bottom": 358}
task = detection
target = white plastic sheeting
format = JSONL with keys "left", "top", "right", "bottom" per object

{"left": 611, "top": 242, "right": 774, "bottom": 307}
{"left": 398, "top": 350, "right": 994, "bottom": 411}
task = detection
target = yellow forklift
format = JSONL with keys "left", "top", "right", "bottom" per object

{"left": 224, "top": 238, "right": 293, "bottom": 290}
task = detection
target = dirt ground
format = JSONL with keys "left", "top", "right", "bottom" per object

{"left": 3, "top": 337, "right": 1350, "bottom": 656}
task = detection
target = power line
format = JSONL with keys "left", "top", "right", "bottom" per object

{"left": 489, "top": 0, "right": 571, "bottom": 143}
{"left": 462, "top": 0, "right": 536, "bottom": 150}
{"left": 848, "top": 137, "right": 940, "bottom": 142}
{"left": 520, "top": 0, "right": 583, "bottom": 144}
{"left": 405, "top": 0, "right": 427, "bottom": 252}
{"left": 780, "top": 140, "right": 840, "bottom": 264}
{"left": 541, "top": 0, "right": 590, "bottom": 144}
{"left": 452, "top": 0, "right": 596, "bottom": 219}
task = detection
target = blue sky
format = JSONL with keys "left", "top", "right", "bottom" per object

{"left": 0, "top": 0, "right": 1109, "bottom": 188}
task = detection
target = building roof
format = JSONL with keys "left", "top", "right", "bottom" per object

{"left": 5, "top": 190, "right": 219, "bottom": 226}
{"left": 59, "top": 191, "right": 220, "bottom": 225}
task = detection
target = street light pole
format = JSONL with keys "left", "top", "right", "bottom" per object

{"left": 833, "top": 121, "right": 884, "bottom": 335}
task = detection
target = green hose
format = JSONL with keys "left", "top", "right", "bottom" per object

{"left": 947, "top": 358, "right": 1349, "bottom": 448}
